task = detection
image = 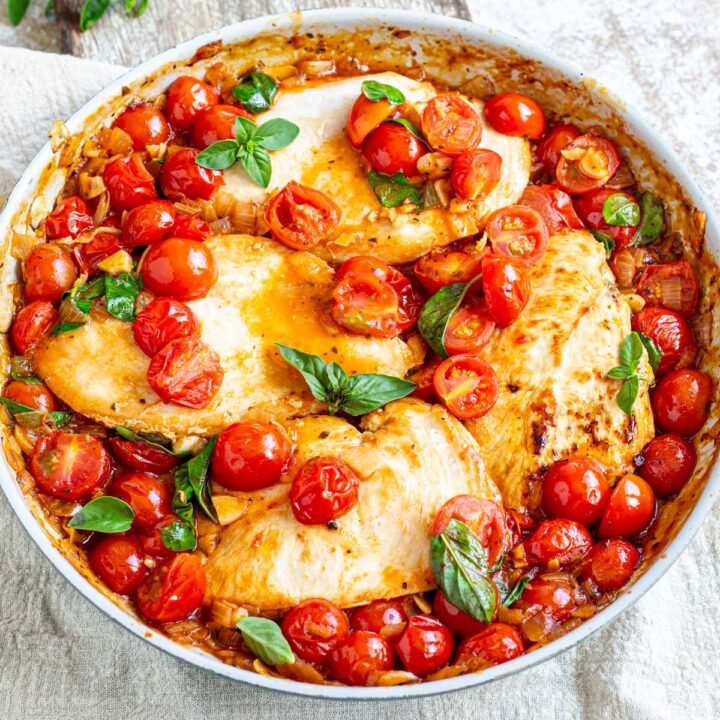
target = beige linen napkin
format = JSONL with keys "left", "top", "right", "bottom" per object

{"left": 0, "top": 45, "right": 718, "bottom": 720}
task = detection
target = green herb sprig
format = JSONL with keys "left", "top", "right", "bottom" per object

{"left": 232, "top": 72, "right": 279, "bottom": 114}
{"left": 68, "top": 496, "right": 134, "bottom": 533}
{"left": 633, "top": 192, "right": 665, "bottom": 245}
{"left": 237, "top": 617, "right": 295, "bottom": 667}
{"left": 607, "top": 331, "right": 661, "bottom": 416}
{"left": 0, "top": 396, "right": 71, "bottom": 426}
{"left": 361, "top": 80, "right": 406, "bottom": 105}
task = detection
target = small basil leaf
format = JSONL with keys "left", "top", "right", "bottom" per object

{"left": 239, "top": 146, "right": 272, "bottom": 188}
{"left": 161, "top": 520, "right": 196, "bottom": 552}
{"left": 616, "top": 374, "right": 640, "bottom": 417}
{"left": 367, "top": 170, "right": 423, "bottom": 209}
{"left": 618, "top": 332, "right": 644, "bottom": 374}
{"left": 232, "top": 72, "right": 279, "bottom": 114}
{"left": 274, "top": 344, "right": 329, "bottom": 402}
{"left": 237, "top": 617, "right": 295, "bottom": 666}
{"left": 606, "top": 366, "right": 632, "bottom": 380}
{"left": 105, "top": 272, "right": 139, "bottom": 322}
{"left": 181, "top": 436, "right": 218, "bottom": 524}
{"left": 68, "top": 496, "right": 134, "bottom": 533}
{"left": 80, "top": 0, "right": 112, "bottom": 31}
{"left": 341, "top": 373, "right": 416, "bottom": 416}
{"left": 50, "top": 321, "right": 85, "bottom": 336}
{"left": 592, "top": 230, "right": 615, "bottom": 258}
{"left": 386, "top": 117, "right": 426, "bottom": 143}
{"left": 638, "top": 332, "right": 663, "bottom": 374}
{"left": 0, "top": 397, "right": 71, "bottom": 426}
{"left": 115, "top": 426, "right": 191, "bottom": 460}
{"left": 196, "top": 140, "right": 239, "bottom": 170}
{"left": 502, "top": 568, "right": 538, "bottom": 608}
{"left": 361, "top": 80, "right": 405, "bottom": 105}
{"left": 254, "top": 118, "right": 300, "bottom": 151}
{"left": 74, "top": 275, "right": 106, "bottom": 302}
{"left": 235, "top": 115, "right": 257, "bottom": 144}
{"left": 10, "top": 373, "right": 43, "bottom": 385}
{"left": 634, "top": 192, "right": 665, "bottom": 245}
{"left": 602, "top": 193, "right": 641, "bottom": 227}
{"left": 8, "top": 0, "right": 32, "bottom": 25}
{"left": 324, "top": 362, "right": 348, "bottom": 394}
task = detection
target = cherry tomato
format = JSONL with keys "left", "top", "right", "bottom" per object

{"left": 450, "top": 148, "right": 502, "bottom": 201}
{"left": 103, "top": 153, "right": 158, "bottom": 211}
{"left": 443, "top": 303, "right": 496, "bottom": 355}
{"left": 579, "top": 539, "right": 640, "bottom": 591}
{"left": 165, "top": 75, "right": 220, "bottom": 131}
{"left": 146, "top": 336, "right": 224, "bottom": 409}
{"left": 395, "top": 615, "right": 454, "bottom": 676}
{"left": 532, "top": 124, "right": 580, "bottom": 180}
{"left": 45, "top": 196, "right": 93, "bottom": 240}
{"left": 349, "top": 599, "right": 408, "bottom": 640}
{"left": 89, "top": 533, "right": 147, "bottom": 595}
{"left": 525, "top": 518, "right": 593, "bottom": 568}
{"left": 652, "top": 368, "right": 713, "bottom": 435}
{"left": 506, "top": 508, "right": 538, "bottom": 548}
{"left": 362, "top": 121, "right": 426, "bottom": 177}
{"left": 486, "top": 205, "right": 549, "bottom": 266}
{"left": 455, "top": 623, "right": 524, "bottom": 665}
{"left": 23, "top": 244, "right": 77, "bottom": 304}
{"left": 190, "top": 104, "right": 251, "bottom": 149}
{"left": 159, "top": 148, "right": 224, "bottom": 201}
{"left": 266, "top": 181, "right": 341, "bottom": 250}
{"left": 484, "top": 93, "right": 546, "bottom": 139}
{"left": 141, "top": 237, "right": 217, "bottom": 300}
{"left": 433, "top": 355, "right": 499, "bottom": 420}
{"left": 109, "top": 436, "right": 180, "bottom": 474}
{"left": 289, "top": 456, "right": 360, "bottom": 525}
{"left": 123, "top": 200, "right": 176, "bottom": 247}
{"left": 3, "top": 380, "right": 59, "bottom": 412}
{"left": 172, "top": 213, "right": 211, "bottom": 241}
{"left": 329, "top": 631, "right": 394, "bottom": 685}
{"left": 110, "top": 472, "right": 172, "bottom": 531}
{"left": 413, "top": 248, "right": 485, "bottom": 295}
{"left": 519, "top": 184, "right": 583, "bottom": 234}
{"left": 636, "top": 259, "right": 699, "bottom": 319}
{"left": 11, "top": 301, "right": 58, "bottom": 354}
{"left": 541, "top": 455, "right": 610, "bottom": 526}
{"left": 481, "top": 254, "right": 531, "bottom": 327}
{"left": 138, "top": 514, "right": 179, "bottom": 559}
{"left": 132, "top": 297, "right": 200, "bottom": 357}
{"left": 135, "top": 552, "right": 206, "bottom": 622}
{"left": 574, "top": 188, "right": 638, "bottom": 249}
{"left": 421, "top": 94, "right": 483, "bottom": 156}
{"left": 520, "top": 575, "right": 583, "bottom": 621}
{"left": 408, "top": 357, "right": 442, "bottom": 403}
{"left": 597, "top": 474, "right": 656, "bottom": 539}
{"left": 638, "top": 433, "right": 697, "bottom": 497}
{"left": 211, "top": 421, "right": 293, "bottom": 491}
{"left": 29, "top": 431, "right": 111, "bottom": 500}
{"left": 433, "top": 592, "right": 487, "bottom": 636}
{"left": 281, "top": 599, "right": 350, "bottom": 664}
{"left": 112, "top": 104, "right": 170, "bottom": 151}
{"left": 631, "top": 306, "right": 696, "bottom": 378}
{"left": 347, "top": 94, "right": 395, "bottom": 148}
{"left": 555, "top": 134, "right": 621, "bottom": 194}
{"left": 73, "top": 232, "right": 123, "bottom": 275}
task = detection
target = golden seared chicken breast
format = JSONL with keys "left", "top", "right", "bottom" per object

{"left": 204, "top": 398, "right": 502, "bottom": 610}
{"left": 465, "top": 229, "right": 655, "bottom": 511}
{"left": 32, "top": 235, "right": 419, "bottom": 438}
{"left": 223, "top": 71, "right": 531, "bottom": 263}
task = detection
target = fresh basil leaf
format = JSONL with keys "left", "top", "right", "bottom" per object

{"left": 115, "top": 426, "right": 191, "bottom": 459}
{"left": 178, "top": 436, "right": 218, "bottom": 524}
{"left": 502, "top": 569, "right": 538, "bottom": 608}
{"left": 68, "top": 496, "right": 134, "bottom": 533}
{"left": 10, "top": 373, "right": 43, "bottom": 385}
{"left": 125, "top": 0, "right": 149, "bottom": 16}
{"left": 80, "top": 0, "right": 111, "bottom": 31}
{"left": 274, "top": 344, "right": 329, "bottom": 402}
{"left": 8, "top": 0, "right": 31, "bottom": 25}
{"left": 239, "top": 146, "right": 272, "bottom": 188}
{"left": 237, "top": 617, "right": 295, "bottom": 666}
{"left": 616, "top": 374, "right": 640, "bottom": 417}
{"left": 634, "top": 192, "right": 665, "bottom": 245}
{"left": 602, "top": 193, "right": 641, "bottom": 227}
{"left": 232, "top": 72, "right": 279, "bottom": 114}
{"left": 324, "top": 361, "right": 348, "bottom": 396}
{"left": 606, "top": 366, "right": 632, "bottom": 380}
{"left": 592, "top": 230, "right": 615, "bottom": 258}
{"left": 638, "top": 332, "right": 663, "bottom": 374}
{"left": 254, "top": 118, "right": 300, "bottom": 151}
{"left": 367, "top": 170, "right": 423, "bottom": 209}
{"left": 342, "top": 373, "right": 417, "bottom": 416}
{"left": 50, "top": 321, "right": 85, "bottom": 336}
{"left": 235, "top": 115, "right": 257, "bottom": 144}
{"left": 105, "top": 272, "right": 139, "bottom": 322}
{"left": 196, "top": 140, "right": 239, "bottom": 170}
{"left": 618, "top": 332, "right": 644, "bottom": 374}
{"left": 0, "top": 397, "right": 71, "bottom": 426}
{"left": 361, "top": 80, "right": 406, "bottom": 105}
{"left": 161, "top": 520, "right": 196, "bottom": 552}
{"left": 386, "top": 117, "right": 426, "bottom": 143}
{"left": 74, "top": 275, "right": 107, "bottom": 301}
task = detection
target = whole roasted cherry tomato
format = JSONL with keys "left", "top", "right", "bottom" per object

{"left": 172, "top": 213, "right": 211, "bottom": 241}
{"left": 362, "top": 121, "right": 426, "bottom": 177}
{"left": 597, "top": 474, "right": 656, "bottom": 539}
{"left": 73, "top": 232, "right": 124, "bottom": 275}
{"left": 103, "top": 153, "right": 158, "bottom": 211}
{"left": 135, "top": 552, "right": 206, "bottom": 622}
{"left": 109, "top": 436, "right": 180, "bottom": 474}
{"left": 123, "top": 200, "right": 176, "bottom": 247}
{"left": 281, "top": 599, "right": 350, "bottom": 664}
{"left": 555, "top": 134, "right": 621, "bottom": 194}
{"left": 638, "top": 433, "right": 696, "bottom": 497}
{"left": 455, "top": 623, "right": 524, "bottom": 665}
{"left": 395, "top": 615, "right": 454, "bottom": 676}
{"left": 631, "top": 306, "right": 696, "bottom": 378}
{"left": 486, "top": 205, "right": 549, "bottom": 266}
{"left": 112, "top": 104, "right": 170, "bottom": 151}
{"left": 433, "top": 355, "right": 499, "bottom": 420}
{"left": 141, "top": 237, "right": 217, "bottom": 300}
{"left": 421, "top": 94, "right": 482, "bottom": 156}
{"left": 190, "top": 104, "right": 251, "bottom": 149}
{"left": 211, "top": 421, "right": 293, "bottom": 491}
{"left": 525, "top": 518, "right": 593, "bottom": 568}
{"left": 408, "top": 357, "right": 442, "bottom": 403}
{"left": 11, "top": 301, "right": 58, "bottom": 354}
{"left": 579, "top": 538, "right": 639, "bottom": 591}
{"left": 413, "top": 248, "right": 485, "bottom": 294}
{"left": 165, "top": 75, "right": 220, "bottom": 131}
{"left": 481, "top": 254, "right": 531, "bottom": 327}
{"left": 350, "top": 599, "right": 408, "bottom": 640}
{"left": 266, "top": 181, "right": 341, "bottom": 250}
{"left": 3, "top": 380, "right": 59, "bottom": 412}
{"left": 329, "top": 631, "right": 394, "bottom": 685}
{"left": 89, "top": 533, "right": 147, "bottom": 595}
{"left": 484, "top": 93, "right": 546, "bottom": 139}
{"left": 29, "top": 431, "right": 111, "bottom": 500}
{"left": 290, "top": 456, "right": 360, "bottom": 525}
{"left": 636, "top": 259, "right": 699, "bottom": 319}
{"left": 159, "top": 148, "right": 224, "bottom": 201}
{"left": 433, "top": 592, "right": 487, "bottom": 636}
{"left": 444, "top": 302, "right": 496, "bottom": 355}
{"left": 110, "top": 472, "right": 172, "bottom": 530}
{"left": 138, "top": 514, "right": 180, "bottom": 559}
{"left": 450, "top": 149, "right": 502, "bottom": 201}
{"left": 519, "top": 184, "right": 583, "bottom": 234}
{"left": 532, "top": 124, "right": 580, "bottom": 180}
{"left": 146, "top": 336, "right": 223, "bottom": 409}
{"left": 45, "top": 196, "right": 94, "bottom": 240}
{"left": 520, "top": 575, "right": 583, "bottom": 622}
{"left": 132, "top": 297, "right": 200, "bottom": 356}
{"left": 23, "top": 244, "right": 77, "bottom": 305}
{"left": 347, "top": 94, "right": 395, "bottom": 148}
{"left": 574, "top": 188, "right": 639, "bottom": 249}
{"left": 541, "top": 455, "right": 610, "bottom": 526}
{"left": 652, "top": 368, "right": 713, "bottom": 435}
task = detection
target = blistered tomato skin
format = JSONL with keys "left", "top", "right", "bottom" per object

{"left": 347, "top": 94, "right": 395, "bottom": 148}
{"left": 103, "top": 153, "right": 158, "bottom": 211}
{"left": 11, "top": 301, "right": 58, "bottom": 354}
{"left": 597, "top": 475, "right": 656, "bottom": 539}
{"left": 519, "top": 184, "right": 583, "bottom": 233}
{"left": 579, "top": 539, "right": 640, "bottom": 591}
{"left": 329, "top": 631, "right": 394, "bottom": 685}
{"left": 45, "top": 196, "right": 94, "bottom": 240}
{"left": 636, "top": 259, "right": 699, "bottom": 319}
{"left": 413, "top": 248, "right": 485, "bottom": 294}
{"left": 190, "top": 104, "right": 251, "bottom": 148}
{"left": 281, "top": 599, "right": 350, "bottom": 665}
{"left": 159, "top": 148, "right": 224, "bottom": 201}
{"left": 349, "top": 599, "right": 408, "bottom": 640}
{"left": 638, "top": 434, "right": 697, "bottom": 497}
{"left": 362, "top": 122, "right": 426, "bottom": 177}
{"left": 110, "top": 472, "right": 172, "bottom": 530}
{"left": 112, "top": 104, "right": 170, "bottom": 151}
{"left": 631, "top": 306, "right": 696, "bottom": 378}
{"left": 433, "top": 592, "right": 488, "bottom": 636}
{"left": 652, "top": 369, "right": 713, "bottom": 436}
{"left": 138, "top": 514, "right": 180, "bottom": 559}
{"left": 132, "top": 297, "right": 200, "bottom": 357}
{"left": 574, "top": 188, "right": 638, "bottom": 248}
{"left": 3, "top": 380, "right": 59, "bottom": 412}
{"left": 450, "top": 149, "right": 502, "bottom": 201}
{"left": 456, "top": 623, "right": 525, "bottom": 665}
{"left": 123, "top": 200, "right": 177, "bottom": 247}
{"left": 73, "top": 232, "right": 124, "bottom": 276}
{"left": 109, "top": 437, "right": 180, "bottom": 474}
{"left": 524, "top": 518, "right": 593, "bottom": 568}
{"left": 484, "top": 93, "right": 546, "bottom": 139}
{"left": 520, "top": 576, "right": 583, "bottom": 621}
{"left": 23, "top": 244, "right": 78, "bottom": 305}
{"left": 395, "top": 615, "right": 454, "bottom": 676}
{"left": 421, "top": 94, "right": 483, "bottom": 156}
{"left": 89, "top": 534, "right": 147, "bottom": 595}
{"left": 532, "top": 124, "right": 580, "bottom": 180}
{"left": 165, "top": 75, "right": 220, "bottom": 131}
{"left": 481, "top": 254, "right": 531, "bottom": 327}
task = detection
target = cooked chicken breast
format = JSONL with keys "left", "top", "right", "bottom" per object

{"left": 223, "top": 71, "right": 531, "bottom": 264}
{"left": 465, "top": 229, "right": 655, "bottom": 511}
{"left": 32, "top": 235, "right": 418, "bottom": 438}
{"left": 203, "top": 398, "right": 502, "bottom": 610}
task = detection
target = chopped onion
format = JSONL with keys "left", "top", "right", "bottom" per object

{"left": 297, "top": 58, "right": 335, "bottom": 77}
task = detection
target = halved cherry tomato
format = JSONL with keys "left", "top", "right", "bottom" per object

{"left": 486, "top": 205, "right": 549, "bottom": 266}
{"left": 532, "top": 124, "right": 580, "bottom": 180}
{"left": 3, "top": 380, "right": 59, "bottom": 412}
{"left": 141, "top": 237, "right": 217, "bottom": 300}
{"left": 146, "top": 336, "right": 223, "bottom": 409}
{"left": 636, "top": 259, "right": 699, "bottom": 319}
{"left": 631, "top": 306, "right": 696, "bottom": 378}
{"left": 23, "top": 244, "right": 77, "bottom": 305}
{"left": 266, "top": 181, "right": 341, "bottom": 250}
{"left": 450, "top": 148, "right": 502, "bottom": 201}
{"left": 281, "top": 599, "right": 350, "bottom": 664}
{"left": 29, "top": 431, "right": 111, "bottom": 500}
{"left": 45, "top": 196, "right": 94, "bottom": 240}
{"left": 433, "top": 592, "right": 487, "bottom": 636}
{"left": 444, "top": 302, "right": 496, "bottom": 355}
{"left": 597, "top": 474, "right": 656, "bottom": 539}
{"left": 481, "top": 254, "right": 531, "bottom": 327}
{"left": 73, "top": 232, "right": 124, "bottom": 275}
{"left": 11, "top": 301, "right": 58, "bottom": 354}
{"left": 455, "top": 623, "right": 524, "bottom": 665}
{"left": 433, "top": 355, "right": 499, "bottom": 420}
{"left": 110, "top": 472, "right": 172, "bottom": 530}
{"left": 159, "top": 148, "right": 224, "bottom": 201}
{"left": 135, "top": 552, "right": 206, "bottom": 622}
{"left": 138, "top": 514, "right": 180, "bottom": 559}
{"left": 132, "top": 297, "right": 200, "bottom": 357}
{"left": 165, "top": 75, "right": 220, "bottom": 131}
{"left": 211, "top": 421, "right": 293, "bottom": 491}
{"left": 413, "top": 248, "right": 485, "bottom": 294}
{"left": 103, "top": 153, "right": 158, "bottom": 211}
{"left": 484, "top": 93, "right": 546, "bottom": 139}
{"left": 290, "top": 457, "right": 360, "bottom": 525}
{"left": 109, "top": 436, "right": 180, "bottom": 474}
{"left": 362, "top": 121, "right": 426, "bottom": 177}
{"left": 638, "top": 433, "right": 697, "bottom": 497}
{"left": 519, "top": 184, "right": 583, "bottom": 234}
{"left": 349, "top": 599, "right": 408, "bottom": 640}
{"left": 347, "top": 94, "right": 395, "bottom": 148}
{"left": 395, "top": 615, "right": 454, "bottom": 676}
{"left": 123, "top": 200, "right": 176, "bottom": 247}
{"left": 652, "top": 368, "right": 712, "bottom": 435}
{"left": 524, "top": 518, "right": 593, "bottom": 568}
{"left": 408, "top": 357, "right": 442, "bottom": 403}
{"left": 172, "top": 213, "right": 211, "bottom": 241}
{"left": 520, "top": 575, "right": 583, "bottom": 622}
{"left": 574, "top": 188, "right": 638, "bottom": 249}
{"left": 555, "top": 134, "right": 621, "bottom": 194}
{"left": 112, "top": 104, "right": 170, "bottom": 151}
{"left": 421, "top": 94, "right": 482, "bottom": 156}
{"left": 190, "top": 104, "right": 251, "bottom": 149}
{"left": 541, "top": 456, "right": 610, "bottom": 526}
{"left": 579, "top": 539, "right": 640, "bottom": 591}
{"left": 89, "top": 533, "right": 147, "bottom": 595}
{"left": 329, "top": 631, "right": 394, "bottom": 686}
